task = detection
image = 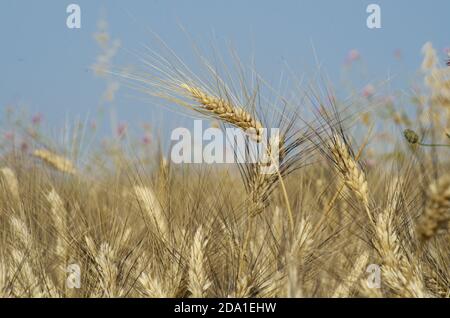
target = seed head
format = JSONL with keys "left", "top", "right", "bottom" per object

{"left": 403, "top": 129, "right": 419, "bottom": 145}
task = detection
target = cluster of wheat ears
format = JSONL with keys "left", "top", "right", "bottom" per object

{"left": 0, "top": 40, "right": 449, "bottom": 298}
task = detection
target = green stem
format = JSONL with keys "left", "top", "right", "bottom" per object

{"left": 418, "top": 142, "right": 450, "bottom": 148}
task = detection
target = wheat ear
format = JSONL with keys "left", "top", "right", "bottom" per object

{"left": 85, "top": 237, "right": 125, "bottom": 298}
{"left": 248, "top": 135, "right": 284, "bottom": 214}
{"left": 9, "top": 216, "right": 43, "bottom": 296}
{"left": 285, "top": 218, "right": 314, "bottom": 298}
{"left": 0, "top": 167, "right": 20, "bottom": 203}
{"left": 33, "top": 149, "right": 77, "bottom": 175}
{"left": 417, "top": 175, "right": 450, "bottom": 241}
{"left": 139, "top": 271, "right": 168, "bottom": 298}
{"left": 47, "top": 189, "right": 69, "bottom": 259}
{"left": 330, "top": 135, "right": 373, "bottom": 224}
{"left": 0, "top": 254, "right": 9, "bottom": 297}
{"left": 180, "top": 83, "right": 263, "bottom": 142}
{"left": 137, "top": 252, "right": 169, "bottom": 298}
{"left": 375, "top": 208, "right": 428, "bottom": 297}
{"left": 46, "top": 188, "right": 70, "bottom": 294}
{"left": 133, "top": 186, "right": 168, "bottom": 239}
{"left": 332, "top": 251, "right": 369, "bottom": 297}
{"left": 188, "top": 226, "right": 211, "bottom": 297}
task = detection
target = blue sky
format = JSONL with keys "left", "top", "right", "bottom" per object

{"left": 1, "top": 0, "right": 449, "bottom": 138}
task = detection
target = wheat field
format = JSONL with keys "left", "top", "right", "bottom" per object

{"left": 0, "top": 34, "right": 449, "bottom": 298}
